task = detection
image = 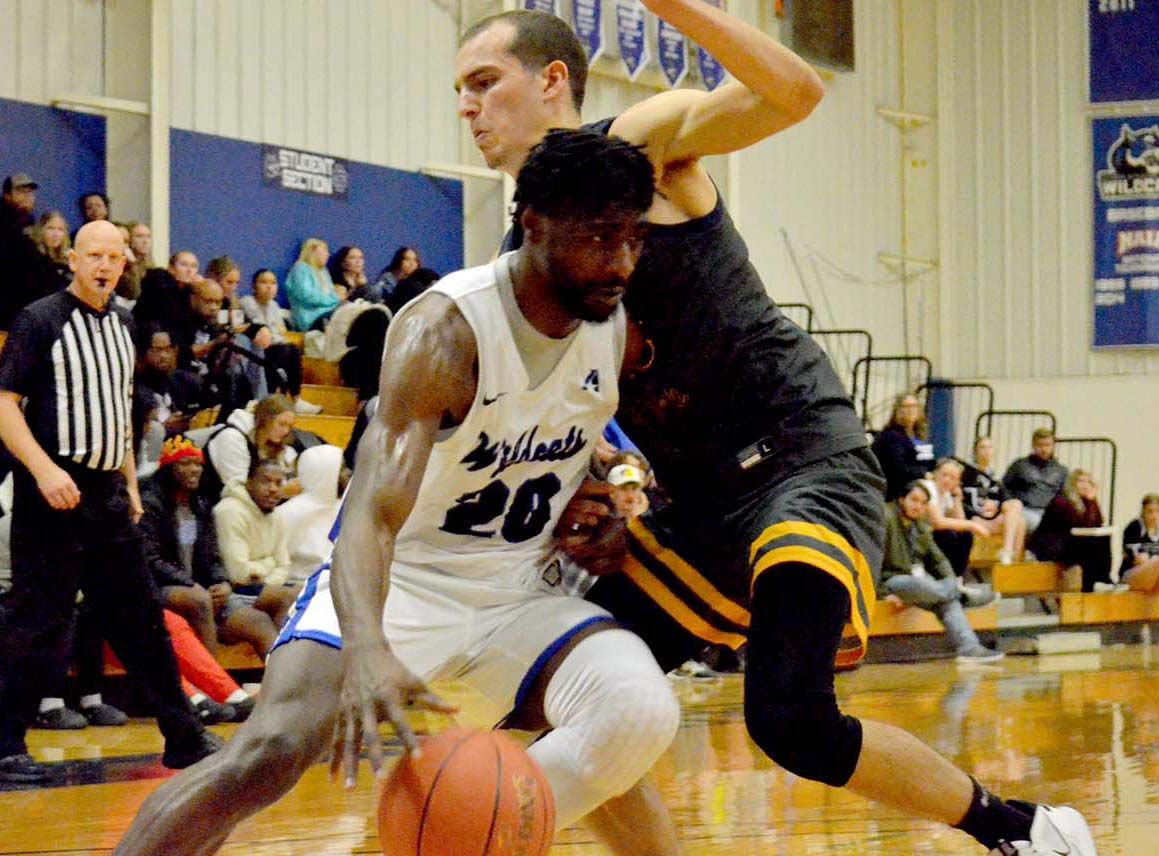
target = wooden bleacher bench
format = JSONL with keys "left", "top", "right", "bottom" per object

{"left": 215, "top": 643, "right": 266, "bottom": 671}
{"left": 991, "top": 561, "right": 1072, "bottom": 595}
{"left": 299, "top": 383, "right": 360, "bottom": 417}
{"left": 283, "top": 330, "right": 304, "bottom": 348}
{"left": 1059, "top": 591, "right": 1159, "bottom": 625}
{"left": 294, "top": 413, "right": 356, "bottom": 448}
{"left": 869, "top": 600, "right": 998, "bottom": 636}
{"left": 302, "top": 355, "right": 343, "bottom": 386}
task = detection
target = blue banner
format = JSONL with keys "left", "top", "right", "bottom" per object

{"left": 572, "top": 0, "right": 604, "bottom": 63}
{"left": 1089, "top": 0, "right": 1159, "bottom": 103}
{"left": 616, "top": 0, "right": 649, "bottom": 81}
{"left": 523, "top": 0, "right": 560, "bottom": 15}
{"left": 696, "top": 0, "right": 726, "bottom": 91}
{"left": 657, "top": 19, "right": 687, "bottom": 88}
{"left": 1092, "top": 115, "right": 1159, "bottom": 348}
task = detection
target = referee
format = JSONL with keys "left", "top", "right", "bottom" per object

{"left": 0, "top": 220, "right": 220, "bottom": 783}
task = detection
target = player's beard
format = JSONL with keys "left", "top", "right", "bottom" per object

{"left": 553, "top": 277, "right": 625, "bottom": 323}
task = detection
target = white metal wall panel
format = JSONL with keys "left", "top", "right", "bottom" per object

{"left": 169, "top": 0, "right": 462, "bottom": 172}
{"left": 0, "top": 0, "right": 104, "bottom": 104}
{"left": 937, "top": 0, "right": 1159, "bottom": 380}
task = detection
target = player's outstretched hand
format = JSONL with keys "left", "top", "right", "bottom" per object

{"left": 330, "top": 642, "right": 457, "bottom": 789}
{"left": 555, "top": 479, "right": 629, "bottom": 576}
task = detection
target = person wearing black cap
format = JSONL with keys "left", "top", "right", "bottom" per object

{"left": 0, "top": 172, "right": 52, "bottom": 329}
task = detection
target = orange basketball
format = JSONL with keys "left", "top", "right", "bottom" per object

{"left": 378, "top": 727, "right": 555, "bottom": 856}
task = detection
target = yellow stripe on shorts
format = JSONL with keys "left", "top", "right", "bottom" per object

{"left": 622, "top": 553, "right": 749, "bottom": 650}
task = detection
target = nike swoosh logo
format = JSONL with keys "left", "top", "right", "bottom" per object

{"left": 482, "top": 393, "right": 506, "bottom": 405}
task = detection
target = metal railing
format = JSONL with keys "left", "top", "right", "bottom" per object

{"left": 1054, "top": 436, "right": 1119, "bottom": 524}
{"left": 778, "top": 302, "right": 815, "bottom": 331}
{"left": 916, "top": 381, "right": 995, "bottom": 459}
{"left": 853, "top": 355, "right": 932, "bottom": 430}
{"left": 972, "top": 409, "right": 1057, "bottom": 475}
{"left": 809, "top": 328, "right": 872, "bottom": 398}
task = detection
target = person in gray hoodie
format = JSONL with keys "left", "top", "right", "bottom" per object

{"left": 275, "top": 444, "right": 347, "bottom": 583}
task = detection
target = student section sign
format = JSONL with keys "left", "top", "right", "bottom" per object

{"left": 1092, "top": 115, "right": 1159, "bottom": 347}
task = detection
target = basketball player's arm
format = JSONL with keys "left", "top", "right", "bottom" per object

{"left": 328, "top": 295, "right": 471, "bottom": 784}
{"left": 611, "top": 0, "right": 823, "bottom": 208}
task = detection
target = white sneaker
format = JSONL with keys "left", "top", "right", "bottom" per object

{"left": 294, "top": 398, "right": 323, "bottom": 415}
{"left": 998, "top": 549, "right": 1015, "bottom": 565}
{"left": 990, "top": 805, "right": 1099, "bottom": 855}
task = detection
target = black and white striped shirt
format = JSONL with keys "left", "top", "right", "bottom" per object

{"left": 0, "top": 291, "right": 135, "bottom": 471}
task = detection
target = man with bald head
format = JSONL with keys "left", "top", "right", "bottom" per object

{"left": 0, "top": 221, "right": 220, "bottom": 783}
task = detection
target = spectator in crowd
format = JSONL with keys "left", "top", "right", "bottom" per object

{"left": 285, "top": 238, "right": 340, "bottom": 331}
{"left": 134, "top": 249, "right": 201, "bottom": 336}
{"left": 871, "top": 393, "right": 935, "bottom": 500}
{"left": 175, "top": 278, "right": 255, "bottom": 415}
{"left": 0, "top": 172, "right": 52, "bottom": 329}
{"left": 338, "top": 305, "right": 391, "bottom": 401}
{"left": 385, "top": 266, "right": 441, "bottom": 315}
{"left": 1029, "top": 469, "right": 1109, "bottom": 592}
{"left": 606, "top": 460, "right": 649, "bottom": 521}
{"left": 0, "top": 220, "right": 219, "bottom": 783}
{"left": 132, "top": 326, "right": 202, "bottom": 478}
{"left": 129, "top": 221, "right": 154, "bottom": 269}
{"left": 327, "top": 245, "right": 368, "bottom": 301}
{"left": 1003, "top": 428, "right": 1067, "bottom": 533}
{"left": 202, "top": 393, "right": 301, "bottom": 504}
{"left": 880, "top": 482, "right": 1003, "bottom": 662}
{"left": 30, "top": 211, "right": 72, "bottom": 294}
{"left": 212, "top": 459, "right": 299, "bottom": 628}
{"left": 1121, "top": 493, "right": 1159, "bottom": 593}
{"left": 140, "top": 436, "right": 279, "bottom": 663}
{"left": 365, "top": 244, "right": 421, "bottom": 303}
{"left": 111, "top": 221, "right": 144, "bottom": 305}
{"left": 240, "top": 268, "right": 304, "bottom": 400}
{"left": 152, "top": 610, "right": 253, "bottom": 724}
{"left": 923, "top": 458, "right": 989, "bottom": 578}
{"left": 961, "top": 436, "right": 1026, "bottom": 565}
{"left": 78, "top": 191, "right": 110, "bottom": 227}
{"left": 275, "top": 444, "right": 346, "bottom": 583}
{"left": 204, "top": 256, "right": 270, "bottom": 400}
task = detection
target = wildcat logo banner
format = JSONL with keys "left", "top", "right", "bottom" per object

{"left": 1092, "top": 115, "right": 1159, "bottom": 348}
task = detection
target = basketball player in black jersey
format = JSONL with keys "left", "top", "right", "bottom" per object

{"left": 454, "top": 4, "right": 1097, "bottom": 854}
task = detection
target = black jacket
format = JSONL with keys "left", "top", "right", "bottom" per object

{"left": 871, "top": 427, "right": 934, "bottom": 500}
{"left": 138, "top": 472, "right": 229, "bottom": 591}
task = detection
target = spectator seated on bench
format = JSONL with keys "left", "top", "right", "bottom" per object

{"left": 923, "top": 459, "right": 987, "bottom": 579}
{"left": 1121, "top": 493, "right": 1159, "bottom": 594}
{"left": 961, "top": 436, "right": 1026, "bottom": 565}
{"left": 871, "top": 393, "right": 935, "bottom": 500}
{"left": 1028, "top": 469, "right": 1111, "bottom": 593}
{"left": 1003, "top": 428, "right": 1068, "bottom": 534}
{"left": 878, "top": 481, "right": 1003, "bottom": 663}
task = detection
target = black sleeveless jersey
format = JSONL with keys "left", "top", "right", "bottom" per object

{"left": 504, "top": 118, "right": 867, "bottom": 511}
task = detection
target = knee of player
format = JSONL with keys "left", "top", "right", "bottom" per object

{"left": 226, "top": 722, "right": 316, "bottom": 794}
{"left": 743, "top": 695, "right": 861, "bottom": 787}
{"left": 577, "top": 671, "right": 679, "bottom": 794}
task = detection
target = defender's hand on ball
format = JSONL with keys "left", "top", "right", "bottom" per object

{"left": 330, "top": 642, "right": 458, "bottom": 789}
{"left": 555, "top": 479, "right": 629, "bottom": 576}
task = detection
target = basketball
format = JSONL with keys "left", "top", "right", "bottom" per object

{"left": 378, "top": 728, "right": 555, "bottom": 856}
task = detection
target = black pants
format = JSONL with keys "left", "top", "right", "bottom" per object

{"left": 0, "top": 467, "right": 201, "bottom": 758}
{"left": 934, "top": 529, "right": 974, "bottom": 578}
{"left": 264, "top": 343, "right": 302, "bottom": 397}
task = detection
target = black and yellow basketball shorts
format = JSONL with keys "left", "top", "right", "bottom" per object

{"left": 586, "top": 447, "right": 886, "bottom": 672}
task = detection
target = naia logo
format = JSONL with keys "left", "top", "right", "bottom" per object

{"left": 1098, "top": 123, "right": 1159, "bottom": 202}
{"left": 581, "top": 369, "right": 600, "bottom": 392}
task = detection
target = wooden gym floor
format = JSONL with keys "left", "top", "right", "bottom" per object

{"left": 2, "top": 645, "right": 1157, "bottom": 855}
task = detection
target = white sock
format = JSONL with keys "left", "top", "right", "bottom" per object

{"left": 39, "top": 698, "right": 65, "bottom": 714}
{"left": 79, "top": 694, "right": 102, "bottom": 709}
{"left": 225, "top": 689, "right": 249, "bottom": 704}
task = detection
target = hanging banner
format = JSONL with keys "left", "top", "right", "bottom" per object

{"left": 523, "top": 0, "right": 560, "bottom": 15}
{"left": 657, "top": 20, "right": 687, "bottom": 88}
{"left": 262, "top": 144, "right": 349, "bottom": 199}
{"left": 696, "top": 0, "right": 726, "bottom": 90}
{"left": 572, "top": 0, "right": 604, "bottom": 63}
{"left": 1092, "top": 115, "right": 1159, "bottom": 348}
{"left": 1088, "top": 0, "right": 1159, "bottom": 103}
{"left": 615, "top": 0, "right": 649, "bottom": 80}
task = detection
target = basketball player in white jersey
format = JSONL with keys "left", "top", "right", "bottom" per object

{"left": 115, "top": 130, "right": 685, "bottom": 855}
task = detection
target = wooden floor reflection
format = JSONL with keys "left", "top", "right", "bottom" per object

{"left": 4, "top": 645, "right": 1158, "bottom": 855}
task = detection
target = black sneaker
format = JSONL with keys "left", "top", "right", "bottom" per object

{"left": 33, "top": 706, "right": 87, "bottom": 730}
{"left": 0, "top": 753, "right": 49, "bottom": 783}
{"left": 81, "top": 703, "right": 129, "bottom": 726}
{"left": 224, "top": 696, "right": 255, "bottom": 723}
{"left": 161, "top": 730, "right": 225, "bottom": 770}
{"left": 193, "top": 697, "right": 235, "bottom": 725}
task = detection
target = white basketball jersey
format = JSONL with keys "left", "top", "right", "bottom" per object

{"left": 390, "top": 254, "right": 621, "bottom": 590}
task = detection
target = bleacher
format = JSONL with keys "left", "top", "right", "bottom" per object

{"left": 790, "top": 298, "right": 1151, "bottom": 662}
